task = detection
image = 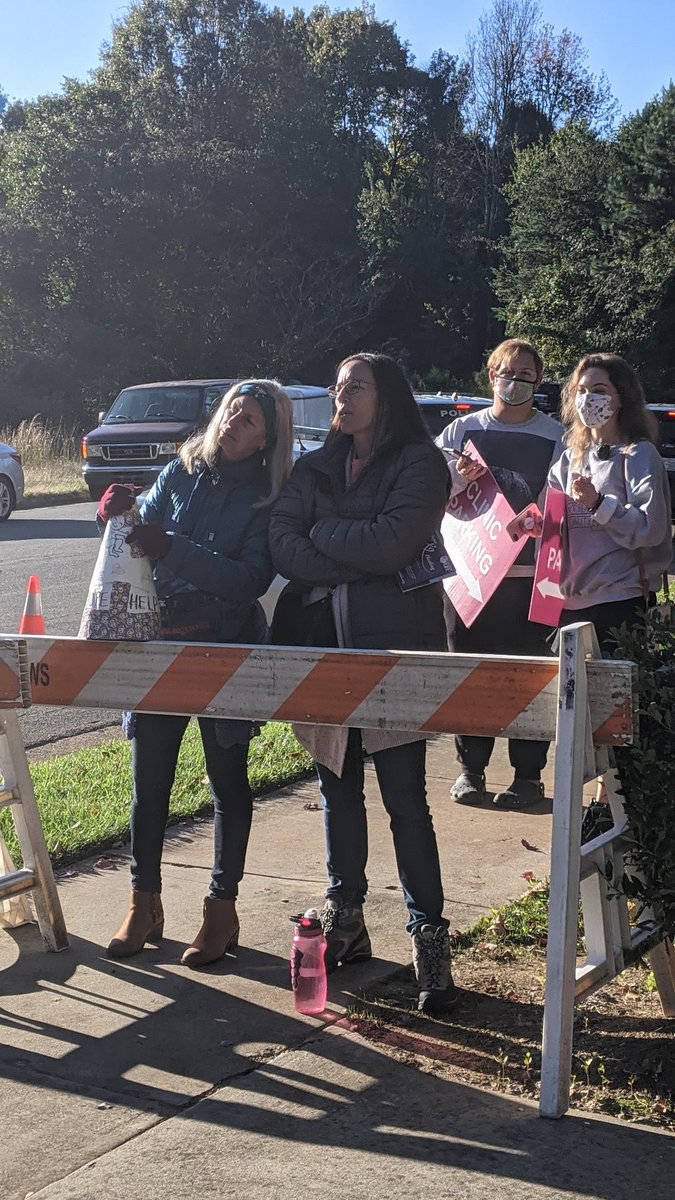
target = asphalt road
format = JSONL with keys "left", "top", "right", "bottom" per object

{"left": 0, "top": 499, "right": 285, "bottom": 753}
{"left": 1, "top": 499, "right": 671, "bottom": 754}
{"left": 0, "top": 499, "right": 120, "bottom": 748}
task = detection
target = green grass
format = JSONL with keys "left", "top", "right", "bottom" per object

{"left": 21, "top": 481, "right": 88, "bottom": 508}
{"left": 452, "top": 878, "right": 551, "bottom": 951}
{"left": 453, "top": 876, "right": 586, "bottom": 954}
{"left": 485, "top": 878, "right": 552, "bottom": 947}
{"left": 0, "top": 722, "right": 313, "bottom": 868}
{"left": 1, "top": 415, "right": 89, "bottom": 505}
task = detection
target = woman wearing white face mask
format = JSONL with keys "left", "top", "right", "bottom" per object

{"left": 548, "top": 353, "right": 671, "bottom": 651}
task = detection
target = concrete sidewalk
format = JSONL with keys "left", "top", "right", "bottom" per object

{"left": 0, "top": 736, "right": 671, "bottom": 1199}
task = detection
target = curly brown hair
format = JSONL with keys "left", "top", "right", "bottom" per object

{"left": 561, "top": 353, "right": 659, "bottom": 466}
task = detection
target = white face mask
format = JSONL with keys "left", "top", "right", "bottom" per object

{"left": 495, "top": 377, "right": 534, "bottom": 406}
{"left": 575, "top": 392, "right": 614, "bottom": 428}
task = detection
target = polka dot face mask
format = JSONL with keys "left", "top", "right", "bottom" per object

{"left": 575, "top": 392, "right": 615, "bottom": 428}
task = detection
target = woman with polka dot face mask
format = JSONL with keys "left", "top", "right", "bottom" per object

{"left": 548, "top": 353, "right": 671, "bottom": 654}
{"left": 575, "top": 389, "right": 616, "bottom": 430}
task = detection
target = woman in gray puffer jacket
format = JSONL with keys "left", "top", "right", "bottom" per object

{"left": 269, "top": 352, "right": 456, "bottom": 1013}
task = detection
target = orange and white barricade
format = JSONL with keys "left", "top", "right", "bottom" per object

{"left": 0, "top": 627, "right": 672, "bottom": 1118}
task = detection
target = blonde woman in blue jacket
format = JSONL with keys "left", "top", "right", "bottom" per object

{"left": 98, "top": 381, "right": 293, "bottom": 967}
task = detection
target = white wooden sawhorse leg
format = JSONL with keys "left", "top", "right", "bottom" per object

{"left": 575, "top": 764, "right": 629, "bottom": 997}
{"left": 540, "top": 621, "right": 671, "bottom": 1116}
{"left": 540, "top": 622, "right": 596, "bottom": 1118}
{"left": 585, "top": 759, "right": 675, "bottom": 1019}
{"left": 0, "top": 709, "right": 68, "bottom": 951}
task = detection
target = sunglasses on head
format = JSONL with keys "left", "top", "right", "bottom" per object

{"left": 235, "top": 383, "right": 272, "bottom": 403}
{"left": 231, "top": 382, "right": 278, "bottom": 448}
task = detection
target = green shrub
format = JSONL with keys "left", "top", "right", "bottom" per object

{"left": 612, "top": 609, "right": 675, "bottom": 937}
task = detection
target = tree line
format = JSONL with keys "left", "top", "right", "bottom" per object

{"left": 0, "top": 0, "right": 672, "bottom": 426}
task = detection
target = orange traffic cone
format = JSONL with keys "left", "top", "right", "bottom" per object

{"left": 19, "top": 575, "right": 46, "bottom": 635}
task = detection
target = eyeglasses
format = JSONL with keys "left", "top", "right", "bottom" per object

{"left": 328, "top": 380, "right": 376, "bottom": 401}
{"left": 495, "top": 372, "right": 537, "bottom": 385}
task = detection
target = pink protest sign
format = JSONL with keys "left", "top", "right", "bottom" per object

{"left": 441, "top": 442, "right": 522, "bottom": 627}
{"left": 529, "top": 487, "right": 567, "bottom": 626}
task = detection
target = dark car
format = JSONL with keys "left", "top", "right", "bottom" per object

{"left": 81, "top": 379, "right": 236, "bottom": 499}
{"left": 415, "top": 393, "right": 492, "bottom": 438}
{"left": 81, "top": 379, "right": 332, "bottom": 499}
{"left": 533, "top": 381, "right": 562, "bottom": 416}
{"left": 416, "top": 385, "right": 564, "bottom": 435}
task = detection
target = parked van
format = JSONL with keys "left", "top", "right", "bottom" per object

{"left": 81, "top": 379, "right": 332, "bottom": 499}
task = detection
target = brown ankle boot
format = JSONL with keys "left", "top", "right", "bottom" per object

{"left": 181, "top": 897, "right": 239, "bottom": 969}
{"left": 106, "top": 891, "right": 164, "bottom": 959}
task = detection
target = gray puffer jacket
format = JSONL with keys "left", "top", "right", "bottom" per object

{"left": 269, "top": 433, "right": 449, "bottom": 652}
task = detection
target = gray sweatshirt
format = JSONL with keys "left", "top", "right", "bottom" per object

{"left": 436, "top": 406, "right": 564, "bottom": 573}
{"left": 547, "top": 440, "right": 672, "bottom": 608}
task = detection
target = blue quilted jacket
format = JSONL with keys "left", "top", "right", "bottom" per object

{"left": 141, "top": 454, "right": 274, "bottom": 643}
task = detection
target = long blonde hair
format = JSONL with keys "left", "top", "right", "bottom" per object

{"left": 561, "top": 353, "right": 659, "bottom": 467}
{"left": 180, "top": 379, "right": 294, "bottom": 506}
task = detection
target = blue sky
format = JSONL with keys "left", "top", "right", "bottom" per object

{"left": 1, "top": 1, "right": 672, "bottom": 118}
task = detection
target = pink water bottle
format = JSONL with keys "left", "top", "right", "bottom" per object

{"left": 290, "top": 908, "right": 327, "bottom": 1015}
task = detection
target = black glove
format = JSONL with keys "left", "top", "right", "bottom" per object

{"left": 125, "top": 523, "right": 171, "bottom": 559}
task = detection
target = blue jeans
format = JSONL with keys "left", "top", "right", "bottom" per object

{"left": 130, "top": 713, "right": 252, "bottom": 900}
{"left": 315, "top": 730, "right": 447, "bottom": 935}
